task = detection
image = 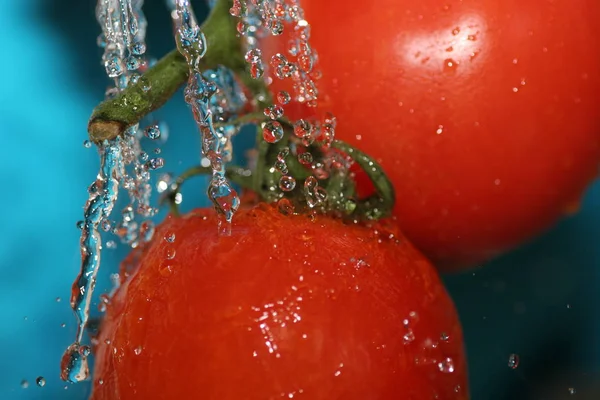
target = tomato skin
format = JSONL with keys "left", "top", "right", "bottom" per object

{"left": 264, "top": 0, "right": 600, "bottom": 269}
{"left": 91, "top": 204, "right": 468, "bottom": 400}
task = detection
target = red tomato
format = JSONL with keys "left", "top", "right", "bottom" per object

{"left": 263, "top": 0, "right": 600, "bottom": 270}
{"left": 91, "top": 204, "right": 468, "bottom": 399}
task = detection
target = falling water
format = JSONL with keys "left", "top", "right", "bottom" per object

{"left": 173, "top": 0, "right": 240, "bottom": 234}
{"left": 61, "top": 0, "right": 150, "bottom": 383}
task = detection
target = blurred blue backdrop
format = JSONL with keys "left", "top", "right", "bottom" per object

{"left": 0, "top": 1, "right": 598, "bottom": 399}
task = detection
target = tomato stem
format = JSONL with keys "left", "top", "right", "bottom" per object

{"left": 165, "top": 116, "right": 395, "bottom": 220}
{"left": 88, "top": 0, "right": 395, "bottom": 221}
{"left": 331, "top": 141, "right": 395, "bottom": 219}
{"left": 88, "top": 0, "right": 269, "bottom": 143}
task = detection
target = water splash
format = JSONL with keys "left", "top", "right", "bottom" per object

{"left": 229, "top": 1, "right": 351, "bottom": 208}
{"left": 204, "top": 66, "right": 248, "bottom": 164}
{"left": 173, "top": 0, "right": 240, "bottom": 233}
{"left": 61, "top": 140, "right": 123, "bottom": 382}
{"left": 62, "top": 0, "right": 149, "bottom": 383}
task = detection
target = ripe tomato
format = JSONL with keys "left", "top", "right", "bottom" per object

{"left": 91, "top": 204, "right": 468, "bottom": 399}
{"left": 264, "top": 0, "right": 600, "bottom": 269}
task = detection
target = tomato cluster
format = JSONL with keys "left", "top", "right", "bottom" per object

{"left": 90, "top": 0, "right": 600, "bottom": 398}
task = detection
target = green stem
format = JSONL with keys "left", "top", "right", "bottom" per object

{"left": 331, "top": 140, "right": 395, "bottom": 219}
{"left": 88, "top": 0, "right": 270, "bottom": 143}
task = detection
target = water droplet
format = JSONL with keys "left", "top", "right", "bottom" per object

{"left": 264, "top": 105, "right": 284, "bottom": 120}
{"left": 250, "top": 62, "right": 264, "bottom": 79}
{"left": 438, "top": 357, "right": 455, "bottom": 373}
{"left": 443, "top": 58, "right": 458, "bottom": 74}
{"left": 452, "top": 27, "right": 461, "bottom": 35}
{"left": 237, "top": 20, "right": 248, "bottom": 35}
{"left": 568, "top": 387, "right": 576, "bottom": 395}
{"left": 508, "top": 353, "right": 519, "bottom": 369}
{"left": 293, "top": 119, "right": 311, "bottom": 139}
{"left": 79, "top": 345, "right": 91, "bottom": 357}
{"left": 277, "top": 91, "right": 291, "bottom": 105}
{"left": 403, "top": 330, "right": 415, "bottom": 344}
{"left": 440, "top": 332, "right": 450, "bottom": 341}
{"left": 164, "top": 232, "right": 176, "bottom": 243}
{"left": 100, "top": 219, "right": 112, "bottom": 232}
{"left": 278, "top": 198, "right": 295, "bottom": 215}
{"left": 208, "top": 180, "right": 240, "bottom": 227}
{"left": 166, "top": 248, "right": 176, "bottom": 260}
{"left": 139, "top": 76, "right": 151, "bottom": 92}
{"left": 76, "top": 220, "right": 85, "bottom": 230}
{"left": 270, "top": 20, "right": 284, "bottom": 35}
{"left": 245, "top": 48, "right": 262, "bottom": 63}
{"left": 274, "top": 159, "right": 288, "bottom": 174}
{"left": 134, "top": 346, "right": 143, "bottom": 355}
{"left": 298, "top": 152, "right": 313, "bottom": 165}
{"left": 279, "top": 176, "right": 296, "bottom": 192}
{"left": 83, "top": 140, "right": 92, "bottom": 148}
{"left": 132, "top": 42, "right": 146, "bottom": 56}
{"left": 262, "top": 121, "right": 284, "bottom": 143}
{"left": 144, "top": 125, "right": 161, "bottom": 140}
{"left": 21, "top": 380, "right": 29, "bottom": 389}
{"left": 229, "top": 1, "right": 242, "bottom": 17}
{"left": 36, "top": 377, "right": 46, "bottom": 387}
{"left": 304, "top": 176, "right": 327, "bottom": 208}
{"left": 126, "top": 56, "right": 140, "bottom": 71}
{"left": 145, "top": 158, "right": 164, "bottom": 170}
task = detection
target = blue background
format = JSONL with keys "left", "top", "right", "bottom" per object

{"left": 0, "top": 1, "right": 598, "bottom": 399}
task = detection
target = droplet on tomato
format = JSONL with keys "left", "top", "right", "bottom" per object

{"left": 164, "top": 232, "right": 176, "bottom": 243}
{"left": 277, "top": 198, "right": 295, "bottom": 215}
{"left": 438, "top": 357, "right": 455, "bottom": 373}
{"left": 165, "top": 248, "right": 176, "bottom": 260}
{"left": 403, "top": 329, "right": 415, "bottom": 344}
{"left": 443, "top": 58, "right": 458, "bottom": 74}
